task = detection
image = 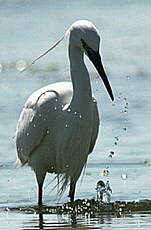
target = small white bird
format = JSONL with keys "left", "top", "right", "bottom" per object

{"left": 16, "top": 20, "right": 114, "bottom": 205}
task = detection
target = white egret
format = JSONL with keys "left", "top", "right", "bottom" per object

{"left": 16, "top": 20, "right": 114, "bottom": 205}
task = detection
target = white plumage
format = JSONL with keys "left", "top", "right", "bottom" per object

{"left": 16, "top": 20, "right": 114, "bottom": 205}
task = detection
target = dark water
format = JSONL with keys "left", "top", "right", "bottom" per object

{"left": 0, "top": 0, "right": 151, "bottom": 229}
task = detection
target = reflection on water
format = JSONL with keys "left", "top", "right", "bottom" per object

{"left": 2, "top": 209, "right": 151, "bottom": 230}
{"left": 1, "top": 199, "right": 151, "bottom": 229}
{"left": 35, "top": 212, "right": 112, "bottom": 229}
{"left": 22, "top": 213, "right": 102, "bottom": 229}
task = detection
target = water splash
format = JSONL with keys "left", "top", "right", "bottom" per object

{"left": 96, "top": 180, "right": 112, "bottom": 203}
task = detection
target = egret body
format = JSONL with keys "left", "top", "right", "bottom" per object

{"left": 16, "top": 20, "right": 114, "bottom": 205}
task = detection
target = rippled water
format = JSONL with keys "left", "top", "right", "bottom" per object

{"left": 1, "top": 0, "right": 151, "bottom": 229}
{"left": 1, "top": 211, "right": 151, "bottom": 230}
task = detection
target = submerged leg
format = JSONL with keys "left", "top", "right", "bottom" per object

{"left": 69, "top": 180, "right": 76, "bottom": 202}
{"left": 39, "top": 213, "right": 44, "bottom": 229}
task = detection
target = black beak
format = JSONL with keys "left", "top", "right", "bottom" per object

{"left": 89, "top": 51, "right": 114, "bottom": 101}
{"left": 81, "top": 39, "right": 114, "bottom": 101}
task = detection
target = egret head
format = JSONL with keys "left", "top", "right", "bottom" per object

{"left": 30, "top": 20, "right": 114, "bottom": 101}
{"left": 69, "top": 20, "right": 100, "bottom": 52}
{"left": 69, "top": 20, "right": 114, "bottom": 101}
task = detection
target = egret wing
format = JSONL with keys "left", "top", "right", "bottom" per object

{"left": 16, "top": 90, "right": 57, "bottom": 164}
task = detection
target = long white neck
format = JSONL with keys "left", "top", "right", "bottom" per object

{"left": 69, "top": 44, "right": 92, "bottom": 105}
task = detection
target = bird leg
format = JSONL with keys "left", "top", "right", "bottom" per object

{"left": 36, "top": 171, "right": 46, "bottom": 206}
{"left": 69, "top": 180, "right": 76, "bottom": 202}
{"left": 38, "top": 183, "right": 43, "bottom": 206}
{"left": 39, "top": 213, "right": 44, "bottom": 229}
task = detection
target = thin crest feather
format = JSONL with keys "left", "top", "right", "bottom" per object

{"left": 31, "top": 35, "right": 65, "bottom": 65}
{"left": 20, "top": 27, "right": 70, "bottom": 73}
{"left": 31, "top": 27, "right": 70, "bottom": 65}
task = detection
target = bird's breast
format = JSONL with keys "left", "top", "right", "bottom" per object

{"left": 54, "top": 101, "right": 94, "bottom": 151}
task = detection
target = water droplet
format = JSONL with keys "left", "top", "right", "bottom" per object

{"left": 101, "top": 168, "right": 110, "bottom": 177}
{"left": 61, "top": 105, "right": 64, "bottom": 108}
{"left": 67, "top": 108, "right": 71, "bottom": 112}
{"left": 46, "top": 130, "right": 50, "bottom": 134}
{"left": 115, "top": 136, "right": 119, "bottom": 141}
{"left": 55, "top": 98, "right": 58, "bottom": 102}
{"left": 30, "top": 115, "right": 34, "bottom": 122}
{"left": 126, "top": 75, "right": 131, "bottom": 80}
{"left": 74, "top": 111, "right": 77, "bottom": 115}
{"left": 39, "top": 113, "right": 42, "bottom": 117}
{"left": 109, "top": 151, "right": 114, "bottom": 158}
{"left": 79, "top": 114, "right": 82, "bottom": 119}
{"left": 17, "top": 147, "right": 20, "bottom": 151}
{"left": 121, "top": 173, "right": 128, "bottom": 180}
{"left": 20, "top": 148, "right": 23, "bottom": 152}
{"left": 65, "top": 124, "right": 68, "bottom": 128}
{"left": 93, "top": 98, "right": 96, "bottom": 103}
{"left": 16, "top": 60, "right": 27, "bottom": 72}
{"left": 54, "top": 107, "right": 57, "bottom": 110}
{"left": 43, "top": 118, "right": 46, "bottom": 121}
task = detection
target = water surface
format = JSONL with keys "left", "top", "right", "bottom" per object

{"left": 0, "top": 0, "right": 151, "bottom": 229}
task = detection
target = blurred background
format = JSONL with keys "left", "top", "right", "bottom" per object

{"left": 0, "top": 0, "right": 151, "bottom": 207}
